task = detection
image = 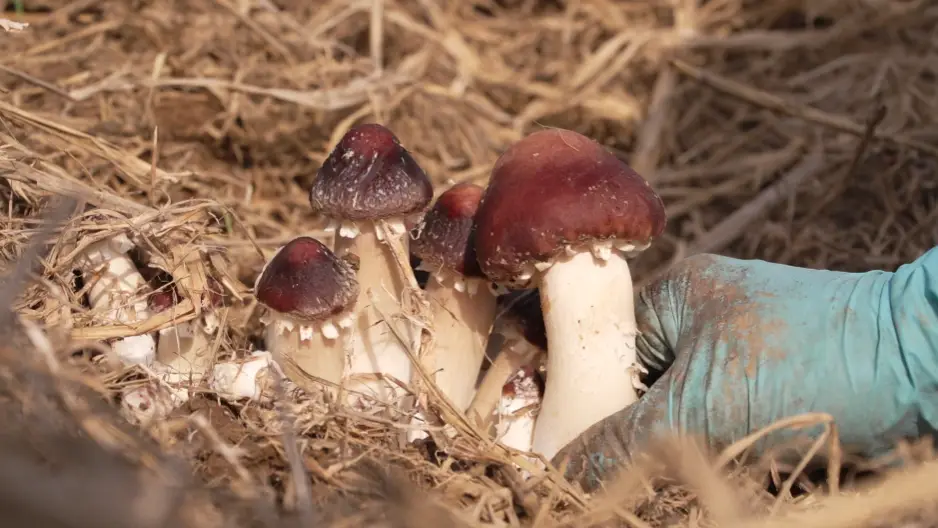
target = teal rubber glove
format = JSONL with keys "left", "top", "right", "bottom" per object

{"left": 553, "top": 247, "right": 938, "bottom": 491}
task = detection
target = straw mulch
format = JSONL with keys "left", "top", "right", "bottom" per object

{"left": 2, "top": 0, "right": 938, "bottom": 526}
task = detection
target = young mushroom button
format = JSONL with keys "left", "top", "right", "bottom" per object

{"left": 473, "top": 128, "right": 667, "bottom": 461}
{"left": 308, "top": 123, "right": 433, "bottom": 409}
{"left": 254, "top": 236, "right": 359, "bottom": 399}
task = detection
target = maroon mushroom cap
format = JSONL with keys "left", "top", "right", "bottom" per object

{"left": 254, "top": 237, "right": 359, "bottom": 322}
{"left": 148, "top": 289, "right": 178, "bottom": 313}
{"left": 411, "top": 182, "right": 485, "bottom": 279}
{"left": 474, "top": 129, "right": 666, "bottom": 285}
{"left": 147, "top": 276, "right": 224, "bottom": 313}
{"left": 309, "top": 123, "right": 434, "bottom": 222}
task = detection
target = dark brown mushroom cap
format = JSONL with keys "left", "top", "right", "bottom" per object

{"left": 309, "top": 123, "right": 434, "bottom": 222}
{"left": 254, "top": 237, "right": 359, "bottom": 322}
{"left": 148, "top": 277, "right": 223, "bottom": 313}
{"left": 498, "top": 290, "right": 547, "bottom": 351}
{"left": 410, "top": 182, "right": 485, "bottom": 279}
{"left": 474, "top": 129, "right": 666, "bottom": 284}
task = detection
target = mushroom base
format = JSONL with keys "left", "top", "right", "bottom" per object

{"left": 531, "top": 249, "right": 642, "bottom": 461}
{"left": 211, "top": 352, "right": 276, "bottom": 402}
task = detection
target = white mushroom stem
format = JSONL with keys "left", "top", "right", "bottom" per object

{"left": 495, "top": 367, "right": 541, "bottom": 453}
{"left": 263, "top": 312, "right": 352, "bottom": 400}
{"left": 424, "top": 271, "right": 497, "bottom": 410}
{"left": 330, "top": 219, "right": 419, "bottom": 409}
{"left": 210, "top": 351, "right": 278, "bottom": 402}
{"left": 406, "top": 271, "right": 498, "bottom": 442}
{"left": 530, "top": 244, "right": 646, "bottom": 461}
{"left": 156, "top": 319, "right": 213, "bottom": 385}
{"left": 74, "top": 233, "right": 156, "bottom": 366}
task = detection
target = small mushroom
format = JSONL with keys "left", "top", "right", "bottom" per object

{"left": 210, "top": 350, "right": 277, "bottom": 402}
{"left": 73, "top": 233, "right": 155, "bottom": 365}
{"left": 309, "top": 124, "right": 433, "bottom": 408}
{"left": 411, "top": 182, "right": 498, "bottom": 411}
{"left": 495, "top": 364, "right": 543, "bottom": 453}
{"left": 474, "top": 128, "right": 667, "bottom": 460}
{"left": 120, "top": 276, "right": 225, "bottom": 423}
{"left": 149, "top": 276, "right": 224, "bottom": 386}
{"left": 254, "top": 236, "right": 359, "bottom": 399}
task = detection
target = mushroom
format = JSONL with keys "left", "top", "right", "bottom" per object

{"left": 495, "top": 364, "right": 543, "bottom": 453}
{"left": 309, "top": 123, "right": 433, "bottom": 408}
{"left": 410, "top": 182, "right": 497, "bottom": 412}
{"left": 254, "top": 236, "right": 359, "bottom": 399}
{"left": 120, "top": 382, "right": 185, "bottom": 425}
{"left": 210, "top": 350, "right": 277, "bottom": 402}
{"left": 147, "top": 275, "right": 224, "bottom": 386}
{"left": 119, "top": 276, "right": 225, "bottom": 423}
{"left": 467, "top": 290, "right": 546, "bottom": 432}
{"left": 73, "top": 233, "right": 156, "bottom": 365}
{"left": 474, "top": 128, "right": 666, "bottom": 461}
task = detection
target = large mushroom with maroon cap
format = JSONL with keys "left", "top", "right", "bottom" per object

{"left": 474, "top": 128, "right": 667, "bottom": 461}
{"left": 309, "top": 123, "right": 433, "bottom": 408}
{"left": 411, "top": 182, "right": 498, "bottom": 412}
{"left": 254, "top": 236, "right": 359, "bottom": 398}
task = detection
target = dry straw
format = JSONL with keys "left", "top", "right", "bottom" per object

{"left": 1, "top": 0, "right": 938, "bottom": 526}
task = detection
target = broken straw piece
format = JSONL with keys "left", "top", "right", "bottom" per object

{"left": 0, "top": 19, "right": 28, "bottom": 32}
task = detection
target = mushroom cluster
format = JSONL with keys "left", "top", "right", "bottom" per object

{"left": 252, "top": 125, "right": 665, "bottom": 465}
{"left": 266, "top": 125, "right": 666, "bottom": 464}
{"left": 74, "top": 122, "right": 666, "bottom": 474}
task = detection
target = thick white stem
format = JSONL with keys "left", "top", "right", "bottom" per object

{"left": 335, "top": 225, "right": 417, "bottom": 409}
{"left": 75, "top": 234, "right": 156, "bottom": 365}
{"left": 530, "top": 250, "right": 640, "bottom": 461}
{"left": 424, "top": 277, "right": 496, "bottom": 410}
{"left": 406, "top": 276, "right": 497, "bottom": 442}
{"left": 264, "top": 316, "right": 345, "bottom": 399}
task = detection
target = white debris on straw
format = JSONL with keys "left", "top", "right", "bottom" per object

{"left": 0, "top": 19, "right": 28, "bottom": 32}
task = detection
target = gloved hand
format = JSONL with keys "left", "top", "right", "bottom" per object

{"left": 553, "top": 247, "right": 938, "bottom": 491}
